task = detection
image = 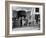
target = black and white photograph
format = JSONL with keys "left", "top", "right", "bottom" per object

{"left": 12, "top": 7, "right": 40, "bottom": 31}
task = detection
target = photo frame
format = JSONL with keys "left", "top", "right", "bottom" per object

{"left": 5, "top": 1, "right": 45, "bottom": 37}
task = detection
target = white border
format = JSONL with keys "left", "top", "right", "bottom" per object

{"left": 9, "top": 4, "right": 43, "bottom": 34}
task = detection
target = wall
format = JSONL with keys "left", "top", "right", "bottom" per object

{"left": 0, "top": 0, "right": 46, "bottom": 38}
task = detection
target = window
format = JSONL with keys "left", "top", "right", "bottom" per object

{"left": 35, "top": 8, "right": 39, "bottom": 12}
